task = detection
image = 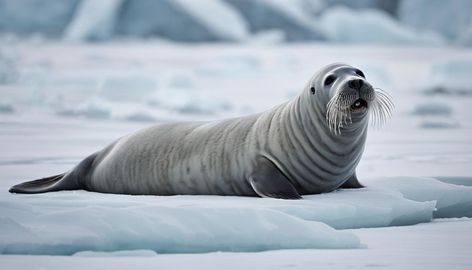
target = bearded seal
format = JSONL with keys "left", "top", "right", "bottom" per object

{"left": 10, "top": 63, "right": 393, "bottom": 199}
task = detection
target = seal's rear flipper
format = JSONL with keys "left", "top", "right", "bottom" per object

{"left": 249, "top": 156, "right": 302, "bottom": 200}
{"left": 9, "top": 173, "right": 70, "bottom": 194}
{"left": 9, "top": 152, "right": 98, "bottom": 194}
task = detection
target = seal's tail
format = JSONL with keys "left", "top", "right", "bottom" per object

{"left": 8, "top": 173, "right": 79, "bottom": 194}
{"left": 9, "top": 152, "right": 98, "bottom": 194}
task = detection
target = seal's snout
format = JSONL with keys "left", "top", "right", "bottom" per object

{"left": 325, "top": 65, "right": 393, "bottom": 134}
{"left": 348, "top": 79, "right": 364, "bottom": 90}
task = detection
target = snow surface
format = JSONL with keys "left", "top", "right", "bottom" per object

{"left": 0, "top": 41, "right": 472, "bottom": 268}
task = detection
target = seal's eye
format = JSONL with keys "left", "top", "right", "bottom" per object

{"left": 355, "top": 69, "right": 365, "bottom": 78}
{"left": 310, "top": 86, "right": 316, "bottom": 94}
{"left": 324, "top": 75, "right": 336, "bottom": 86}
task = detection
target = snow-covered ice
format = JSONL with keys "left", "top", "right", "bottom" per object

{"left": 0, "top": 193, "right": 361, "bottom": 255}
{"left": 367, "top": 177, "right": 472, "bottom": 218}
{"left": 1, "top": 175, "right": 472, "bottom": 255}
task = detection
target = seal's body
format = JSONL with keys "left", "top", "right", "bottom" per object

{"left": 10, "top": 64, "right": 393, "bottom": 199}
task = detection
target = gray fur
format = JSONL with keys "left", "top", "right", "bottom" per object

{"left": 10, "top": 63, "right": 384, "bottom": 198}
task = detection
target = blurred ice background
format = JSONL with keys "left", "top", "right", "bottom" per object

{"left": 1, "top": 0, "right": 472, "bottom": 269}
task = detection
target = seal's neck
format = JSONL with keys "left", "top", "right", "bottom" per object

{"left": 265, "top": 92, "right": 369, "bottom": 191}
{"left": 290, "top": 91, "right": 369, "bottom": 147}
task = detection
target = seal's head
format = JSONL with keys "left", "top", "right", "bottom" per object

{"left": 309, "top": 63, "right": 393, "bottom": 135}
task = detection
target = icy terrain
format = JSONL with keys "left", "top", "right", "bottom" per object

{"left": 1, "top": 0, "right": 472, "bottom": 45}
{"left": 1, "top": 40, "right": 472, "bottom": 269}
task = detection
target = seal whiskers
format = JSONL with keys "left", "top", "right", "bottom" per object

{"left": 369, "top": 88, "right": 394, "bottom": 129}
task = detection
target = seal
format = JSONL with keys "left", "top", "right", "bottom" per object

{"left": 9, "top": 63, "right": 393, "bottom": 199}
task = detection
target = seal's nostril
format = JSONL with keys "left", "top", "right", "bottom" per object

{"left": 348, "top": 79, "right": 363, "bottom": 90}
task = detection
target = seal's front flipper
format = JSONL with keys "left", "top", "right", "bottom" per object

{"left": 249, "top": 157, "right": 301, "bottom": 200}
{"left": 340, "top": 173, "right": 364, "bottom": 189}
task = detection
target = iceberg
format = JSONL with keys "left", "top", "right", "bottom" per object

{"left": 319, "top": 6, "right": 444, "bottom": 44}
{"left": 64, "top": 0, "right": 124, "bottom": 41}
{"left": 224, "top": 0, "right": 326, "bottom": 41}
{"left": 115, "top": 0, "right": 248, "bottom": 42}
{"left": 0, "top": 0, "right": 79, "bottom": 38}
{"left": 398, "top": 0, "right": 472, "bottom": 44}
